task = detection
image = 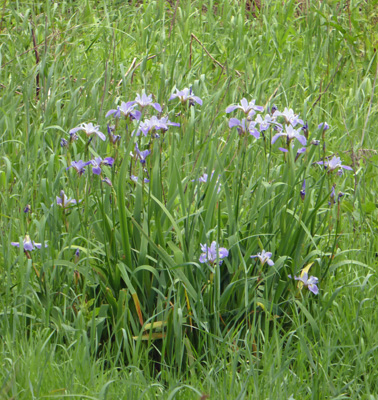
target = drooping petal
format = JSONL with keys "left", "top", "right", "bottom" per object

{"left": 229, "top": 118, "right": 241, "bottom": 129}
{"left": 225, "top": 105, "right": 238, "bottom": 113}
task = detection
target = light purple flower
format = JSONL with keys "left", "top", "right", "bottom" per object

{"left": 130, "top": 175, "right": 149, "bottom": 183}
{"left": 56, "top": 190, "right": 78, "bottom": 207}
{"left": 318, "top": 122, "right": 329, "bottom": 131}
{"left": 250, "top": 250, "right": 274, "bottom": 266}
{"left": 316, "top": 156, "right": 353, "bottom": 172}
{"left": 226, "top": 98, "right": 264, "bottom": 115}
{"left": 106, "top": 101, "right": 142, "bottom": 120}
{"left": 289, "top": 272, "right": 319, "bottom": 295}
{"left": 229, "top": 118, "right": 260, "bottom": 138}
{"left": 61, "top": 138, "right": 69, "bottom": 148}
{"left": 102, "top": 177, "right": 113, "bottom": 187}
{"left": 169, "top": 88, "right": 202, "bottom": 106}
{"left": 133, "top": 116, "right": 179, "bottom": 136}
{"left": 67, "top": 160, "right": 91, "bottom": 175}
{"left": 272, "top": 125, "right": 307, "bottom": 146}
{"left": 90, "top": 157, "right": 115, "bottom": 175}
{"left": 300, "top": 180, "right": 306, "bottom": 201}
{"left": 134, "top": 143, "right": 151, "bottom": 164}
{"left": 197, "top": 171, "right": 221, "bottom": 193}
{"left": 273, "top": 108, "right": 304, "bottom": 127}
{"left": 131, "top": 92, "right": 162, "bottom": 112}
{"left": 69, "top": 123, "right": 106, "bottom": 141}
{"left": 11, "top": 235, "right": 47, "bottom": 251}
{"left": 255, "top": 114, "right": 281, "bottom": 131}
{"left": 199, "top": 241, "right": 228, "bottom": 265}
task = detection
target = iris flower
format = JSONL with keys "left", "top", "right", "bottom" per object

{"left": 69, "top": 123, "right": 106, "bottom": 141}
{"left": 289, "top": 272, "right": 319, "bottom": 295}
{"left": 56, "top": 190, "right": 79, "bottom": 207}
{"left": 273, "top": 107, "right": 304, "bottom": 127}
{"left": 133, "top": 116, "right": 180, "bottom": 136}
{"left": 131, "top": 92, "right": 162, "bottom": 112}
{"left": 199, "top": 241, "right": 229, "bottom": 265}
{"left": 229, "top": 118, "right": 260, "bottom": 138}
{"left": 272, "top": 125, "right": 307, "bottom": 146}
{"left": 316, "top": 156, "right": 353, "bottom": 172}
{"left": 67, "top": 160, "right": 91, "bottom": 175}
{"left": 90, "top": 157, "right": 115, "bottom": 175}
{"left": 134, "top": 143, "right": 151, "bottom": 164}
{"left": 226, "top": 98, "right": 264, "bottom": 115}
{"left": 106, "top": 101, "right": 142, "bottom": 121}
{"left": 11, "top": 235, "right": 47, "bottom": 251}
{"left": 255, "top": 114, "right": 281, "bottom": 131}
{"left": 250, "top": 250, "right": 274, "bottom": 266}
{"left": 169, "top": 88, "right": 203, "bottom": 106}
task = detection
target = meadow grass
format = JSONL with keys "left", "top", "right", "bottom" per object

{"left": 1, "top": 0, "right": 378, "bottom": 398}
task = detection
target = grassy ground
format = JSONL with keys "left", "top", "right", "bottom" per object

{"left": 1, "top": 0, "right": 378, "bottom": 399}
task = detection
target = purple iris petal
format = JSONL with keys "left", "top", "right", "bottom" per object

{"left": 199, "top": 241, "right": 228, "bottom": 265}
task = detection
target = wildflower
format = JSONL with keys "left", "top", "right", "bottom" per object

{"left": 69, "top": 132, "right": 79, "bottom": 142}
{"left": 226, "top": 98, "right": 264, "bottom": 115}
{"left": 197, "top": 171, "right": 221, "bottom": 193}
{"left": 56, "top": 190, "right": 78, "bottom": 207}
{"left": 169, "top": 87, "right": 203, "bottom": 106}
{"left": 74, "top": 249, "right": 80, "bottom": 264}
{"left": 272, "top": 125, "right": 307, "bottom": 146}
{"left": 133, "top": 116, "right": 179, "bottom": 136}
{"left": 102, "top": 177, "right": 113, "bottom": 187}
{"left": 131, "top": 92, "right": 162, "bottom": 112}
{"left": 61, "top": 138, "right": 69, "bottom": 148}
{"left": 318, "top": 122, "right": 329, "bottom": 131}
{"left": 311, "top": 140, "right": 321, "bottom": 146}
{"left": 106, "top": 101, "right": 142, "bottom": 121}
{"left": 11, "top": 235, "right": 47, "bottom": 251}
{"left": 106, "top": 125, "right": 121, "bottom": 145}
{"left": 134, "top": 143, "right": 151, "bottom": 164}
{"left": 255, "top": 114, "right": 281, "bottom": 131}
{"left": 199, "top": 241, "right": 228, "bottom": 265}
{"left": 302, "top": 121, "right": 309, "bottom": 138}
{"left": 329, "top": 185, "right": 336, "bottom": 206}
{"left": 250, "top": 250, "right": 274, "bottom": 266}
{"left": 130, "top": 175, "right": 149, "bottom": 183}
{"left": 300, "top": 180, "right": 306, "bottom": 201}
{"left": 316, "top": 156, "right": 353, "bottom": 172}
{"left": 24, "top": 205, "right": 31, "bottom": 213}
{"left": 90, "top": 157, "right": 115, "bottom": 175}
{"left": 273, "top": 107, "right": 304, "bottom": 127}
{"left": 69, "top": 123, "right": 106, "bottom": 141}
{"left": 295, "top": 147, "right": 307, "bottom": 161}
{"left": 289, "top": 272, "right": 319, "bottom": 295}
{"left": 229, "top": 118, "right": 260, "bottom": 138}
{"left": 67, "top": 160, "right": 91, "bottom": 175}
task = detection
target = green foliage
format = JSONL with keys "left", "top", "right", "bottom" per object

{"left": 1, "top": 0, "right": 378, "bottom": 398}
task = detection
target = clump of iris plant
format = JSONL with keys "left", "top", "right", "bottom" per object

{"left": 69, "top": 123, "right": 106, "bottom": 141}
{"left": 250, "top": 250, "right": 274, "bottom": 266}
{"left": 199, "top": 241, "right": 228, "bottom": 265}
{"left": 169, "top": 87, "right": 203, "bottom": 106}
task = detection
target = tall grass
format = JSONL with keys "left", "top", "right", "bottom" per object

{"left": 1, "top": 0, "right": 378, "bottom": 398}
